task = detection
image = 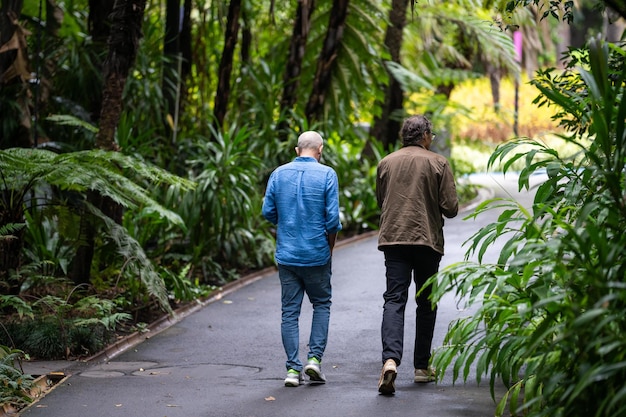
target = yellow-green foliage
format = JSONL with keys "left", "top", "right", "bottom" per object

{"left": 450, "top": 74, "right": 562, "bottom": 142}
{"left": 448, "top": 75, "right": 587, "bottom": 173}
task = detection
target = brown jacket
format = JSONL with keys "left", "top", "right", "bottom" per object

{"left": 376, "top": 145, "right": 458, "bottom": 255}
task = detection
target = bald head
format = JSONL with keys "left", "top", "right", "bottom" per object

{"left": 296, "top": 131, "right": 324, "bottom": 161}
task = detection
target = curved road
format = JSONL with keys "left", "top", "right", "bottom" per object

{"left": 21, "top": 172, "right": 544, "bottom": 417}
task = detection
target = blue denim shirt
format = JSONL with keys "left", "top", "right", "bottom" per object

{"left": 262, "top": 156, "right": 342, "bottom": 267}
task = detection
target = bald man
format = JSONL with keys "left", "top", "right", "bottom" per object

{"left": 262, "top": 131, "right": 342, "bottom": 387}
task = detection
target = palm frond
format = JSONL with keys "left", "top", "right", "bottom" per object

{"left": 85, "top": 202, "right": 171, "bottom": 313}
{"left": 45, "top": 114, "right": 99, "bottom": 133}
{"left": 404, "top": 2, "right": 520, "bottom": 78}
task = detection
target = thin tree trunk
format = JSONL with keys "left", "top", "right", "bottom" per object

{"left": 240, "top": 6, "right": 251, "bottom": 64}
{"left": 277, "top": 0, "right": 315, "bottom": 140}
{"left": 180, "top": 0, "right": 192, "bottom": 79}
{"left": 96, "top": 0, "right": 146, "bottom": 150}
{"left": 305, "top": 0, "right": 349, "bottom": 124}
{"left": 366, "top": 0, "right": 408, "bottom": 155}
{"left": 73, "top": 0, "right": 147, "bottom": 285}
{"left": 213, "top": 0, "right": 241, "bottom": 131}
{"left": 87, "top": 0, "right": 114, "bottom": 120}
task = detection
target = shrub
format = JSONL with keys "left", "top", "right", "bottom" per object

{"left": 429, "top": 36, "right": 626, "bottom": 417}
{"left": 0, "top": 345, "right": 34, "bottom": 411}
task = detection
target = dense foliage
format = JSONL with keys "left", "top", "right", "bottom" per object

{"left": 429, "top": 36, "right": 626, "bottom": 417}
{"left": 1, "top": 0, "right": 519, "bottom": 360}
{"left": 1, "top": 0, "right": 623, "bottom": 414}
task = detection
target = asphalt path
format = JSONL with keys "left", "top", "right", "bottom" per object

{"left": 21, "top": 172, "right": 545, "bottom": 417}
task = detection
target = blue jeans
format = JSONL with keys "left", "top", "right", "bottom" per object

{"left": 381, "top": 246, "right": 441, "bottom": 369}
{"left": 278, "top": 261, "right": 332, "bottom": 372}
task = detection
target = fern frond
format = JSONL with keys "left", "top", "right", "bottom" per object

{"left": 0, "top": 148, "right": 194, "bottom": 230}
{"left": 85, "top": 202, "right": 172, "bottom": 313}
{"left": 0, "top": 223, "right": 25, "bottom": 241}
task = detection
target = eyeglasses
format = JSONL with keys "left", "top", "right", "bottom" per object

{"left": 431, "top": 132, "right": 437, "bottom": 141}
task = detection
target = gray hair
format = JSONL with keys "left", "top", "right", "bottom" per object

{"left": 400, "top": 115, "right": 432, "bottom": 146}
{"left": 297, "top": 131, "right": 323, "bottom": 150}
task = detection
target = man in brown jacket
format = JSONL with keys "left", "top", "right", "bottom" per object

{"left": 375, "top": 115, "right": 458, "bottom": 395}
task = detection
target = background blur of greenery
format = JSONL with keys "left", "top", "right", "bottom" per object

{"left": 2, "top": 0, "right": 626, "bottom": 415}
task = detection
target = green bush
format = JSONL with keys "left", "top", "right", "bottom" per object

{"left": 0, "top": 345, "right": 34, "bottom": 410}
{"left": 155, "top": 125, "right": 275, "bottom": 285}
{"left": 0, "top": 293, "right": 131, "bottom": 360}
{"left": 429, "top": 36, "right": 626, "bottom": 417}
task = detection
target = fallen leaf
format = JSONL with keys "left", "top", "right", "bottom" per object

{"left": 115, "top": 404, "right": 123, "bottom": 407}
{"left": 265, "top": 396, "right": 275, "bottom": 401}
{"left": 223, "top": 300, "right": 233, "bottom": 304}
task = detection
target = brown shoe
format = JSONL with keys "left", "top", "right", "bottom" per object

{"left": 378, "top": 359, "right": 397, "bottom": 394}
{"left": 414, "top": 367, "right": 436, "bottom": 383}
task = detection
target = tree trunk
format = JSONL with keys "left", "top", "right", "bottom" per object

{"left": 304, "top": 0, "right": 348, "bottom": 124}
{"left": 240, "top": 6, "right": 251, "bottom": 64}
{"left": 72, "top": 0, "right": 147, "bottom": 285}
{"left": 212, "top": 0, "right": 241, "bottom": 131}
{"left": 277, "top": 0, "right": 315, "bottom": 140}
{"left": 87, "top": 0, "right": 114, "bottom": 119}
{"left": 366, "top": 0, "right": 408, "bottom": 155}
{"left": 96, "top": 0, "right": 146, "bottom": 151}
{"left": 0, "top": 0, "right": 33, "bottom": 149}
{"left": 180, "top": 0, "right": 192, "bottom": 79}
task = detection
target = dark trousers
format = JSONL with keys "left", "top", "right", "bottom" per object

{"left": 381, "top": 245, "right": 441, "bottom": 369}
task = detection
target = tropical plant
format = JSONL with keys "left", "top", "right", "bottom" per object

{"left": 1, "top": 291, "right": 132, "bottom": 360}
{"left": 0, "top": 345, "right": 34, "bottom": 411}
{"left": 159, "top": 125, "right": 275, "bottom": 284}
{"left": 370, "top": 0, "right": 523, "bottom": 152}
{"left": 428, "top": 36, "right": 626, "bottom": 417}
{"left": 0, "top": 147, "right": 193, "bottom": 310}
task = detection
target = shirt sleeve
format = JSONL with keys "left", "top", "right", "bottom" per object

{"left": 325, "top": 170, "right": 342, "bottom": 234}
{"left": 262, "top": 173, "right": 278, "bottom": 225}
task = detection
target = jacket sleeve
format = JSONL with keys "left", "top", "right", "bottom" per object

{"left": 375, "top": 163, "right": 386, "bottom": 209}
{"left": 439, "top": 160, "right": 459, "bottom": 219}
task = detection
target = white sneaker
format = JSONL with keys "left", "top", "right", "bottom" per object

{"left": 304, "top": 358, "right": 326, "bottom": 384}
{"left": 284, "top": 369, "right": 304, "bottom": 387}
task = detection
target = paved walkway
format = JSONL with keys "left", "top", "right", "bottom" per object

{"left": 18, "top": 173, "right": 536, "bottom": 417}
